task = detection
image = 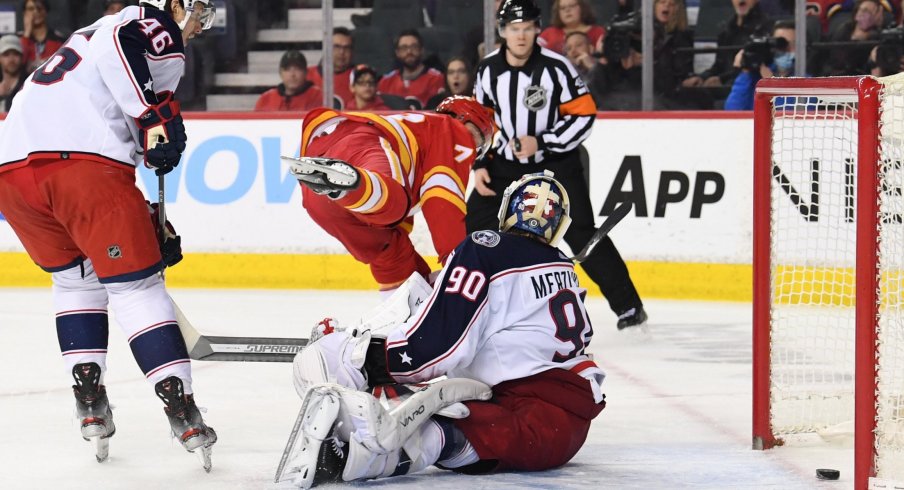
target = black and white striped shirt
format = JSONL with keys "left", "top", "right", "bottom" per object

{"left": 475, "top": 43, "right": 597, "bottom": 165}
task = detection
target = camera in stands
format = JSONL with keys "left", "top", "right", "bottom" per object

{"left": 876, "top": 26, "right": 904, "bottom": 76}
{"left": 741, "top": 36, "right": 789, "bottom": 72}
{"left": 603, "top": 11, "right": 642, "bottom": 61}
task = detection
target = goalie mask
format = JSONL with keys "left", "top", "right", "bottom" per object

{"left": 141, "top": 0, "right": 216, "bottom": 31}
{"left": 497, "top": 170, "right": 572, "bottom": 247}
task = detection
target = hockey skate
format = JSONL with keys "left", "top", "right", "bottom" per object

{"left": 72, "top": 363, "right": 115, "bottom": 463}
{"left": 276, "top": 385, "right": 348, "bottom": 488}
{"left": 282, "top": 156, "right": 360, "bottom": 198}
{"left": 154, "top": 376, "right": 217, "bottom": 472}
{"left": 617, "top": 306, "right": 648, "bottom": 331}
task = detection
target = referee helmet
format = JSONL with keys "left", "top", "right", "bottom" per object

{"left": 497, "top": 0, "right": 543, "bottom": 29}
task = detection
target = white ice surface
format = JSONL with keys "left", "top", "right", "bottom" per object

{"left": 0, "top": 289, "right": 854, "bottom": 489}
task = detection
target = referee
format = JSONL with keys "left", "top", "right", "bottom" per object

{"left": 468, "top": 0, "right": 647, "bottom": 329}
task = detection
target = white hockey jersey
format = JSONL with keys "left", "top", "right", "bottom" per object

{"left": 0, "top": 6, "right": 184, "bottom": 172}
{"left": 385, "top": 230, "right": 606, "bottom": 403}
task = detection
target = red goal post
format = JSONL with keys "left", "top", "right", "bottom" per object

{"left": 752, "top": 75, "right": 904, "bottom": 490}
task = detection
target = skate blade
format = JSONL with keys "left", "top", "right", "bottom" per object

{"left": 282, "top": 156, "right": 357, "bottom": 186}
{"left": 619, "top": 322, "right": 652, "bottom": 340}
{"left": 197, "top": 445, "right": 213, "bottom": 473}
{"left": 274, "top": 386, "right": 341, "bottom": 486}
{"left": 91, "top": 436, "right": 110, "bottom": 463}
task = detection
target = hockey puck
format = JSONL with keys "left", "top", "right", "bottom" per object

{"left": 816, "top": 468, "right": 840, "bottom": 480}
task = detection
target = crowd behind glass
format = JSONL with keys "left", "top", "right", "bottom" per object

{"left": 1, "top": 0, "right": 902, "bottom": 113}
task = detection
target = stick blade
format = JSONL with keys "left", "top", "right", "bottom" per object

{"left": 571, "top": 201, "right": 633, "bottom": 263}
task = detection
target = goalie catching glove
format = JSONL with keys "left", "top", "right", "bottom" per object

{"left": 147, "top": 202, "right": 183, "bottom": 268}
{"left": 136, "top": 91, "right": 186, "bottom": 175}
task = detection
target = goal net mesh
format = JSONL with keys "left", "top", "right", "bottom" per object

{"left": 875, "top": 74, "right": 904, "bottom": 479}
{"left": 767, "top": 74, "right": 904, "bottom": 480}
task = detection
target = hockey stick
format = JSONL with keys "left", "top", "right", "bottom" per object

{"left": 172, "top": 272, "right": 430, "bottom": 363}
{"left": 173, "top": 301, "right": 309, "bottom": 362}
{"left": 571, "top": 200, "right": 633, "bottom": 263}
{"left": 158, "top": 171, "right": 309, "bottom": 361}
{"left": 158, "top": 174, "right": 167, "bottom": 280}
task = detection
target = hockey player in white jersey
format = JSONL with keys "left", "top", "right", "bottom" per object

{"left": 0, "top": 1, "right": 216, "bottom": 469}
{"left": 281, "top": 171, "right": 606, "bottom": 488}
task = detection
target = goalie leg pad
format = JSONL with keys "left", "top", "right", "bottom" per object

{"left": 341, "top": 437, "right": 402, "bottom": 481}
{"left": 335, "top": 378, "right": 492, "bottom": 455}
{"left": 317, "top": 378, "right": 491, "bottom": 456}
{"left": 372, "top": 383, "right": 473, "bottom": 419}
{"left": 341, "top": 419, "right": 445, "bottom": 482}
{"left": 336, "top": 387, "right": 402, "bottom": 453}
{"left": 292, "top": 330, "right": 370, "bottom": 398}
{"left": 281, "top": 386, "right": 343, "bottom": 489}
{"left": 387, "top": 378, "right": 492, "bottom": 446}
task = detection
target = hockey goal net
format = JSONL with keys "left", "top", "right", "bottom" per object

{"left": 753, "top": 75, "right": 904, "bottom": 489}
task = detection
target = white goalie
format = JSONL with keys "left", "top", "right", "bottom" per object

{"left": 277, "top": 172, "right": 607, "bottom": 489}
{"left": 277, "top": 273, "right": 492, "bottom": 487}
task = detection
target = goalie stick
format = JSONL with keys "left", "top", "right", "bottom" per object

{"left": 571, "top": 200, "right": 633, "bottom": 263}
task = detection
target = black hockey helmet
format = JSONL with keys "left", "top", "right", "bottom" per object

{"left": 497, "top": 0, "right": 542, "bottom": 29}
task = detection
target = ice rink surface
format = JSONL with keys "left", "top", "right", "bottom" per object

{"left": 0, "top": 289, "right": 854, "bottom": 489}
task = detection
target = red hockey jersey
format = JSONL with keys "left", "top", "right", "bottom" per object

{"left": 300, "top": 109, "right": 477, "bottom": 262}
{"left": 307, "top": 66, "right": 354, "bottom": 109}
{"left": 376, "top": 68, "right": 444, "bottom": 109}
{"left": 254, "top": 83, "right": 323, "bottom": 112}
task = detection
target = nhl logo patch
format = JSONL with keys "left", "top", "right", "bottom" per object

{"left": 523, "top": 85, "right": 548, "bottom": 112}
{"left": 471, "top": 230, "right": 501, "bottom": 248}
{"left": 107, "top": 245, "right": 122, "bottom": 259}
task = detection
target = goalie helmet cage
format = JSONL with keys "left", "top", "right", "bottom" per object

{"left": 752, "top": 74, "right": 904, "bottom": 490}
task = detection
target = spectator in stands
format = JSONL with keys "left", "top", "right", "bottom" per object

{"left": 814, "top": 0, "right": 885, "bottom": 75}
{"left": 347, "top": 64, "right": 388, "bottom": 111}
{"left": 0, "top": 34, "right": 27, "bottom": 113}
{"left": 821, "top": 0, "right": 900, "bottom": 28}
{"left": 254, "top": 50, "right": 323, "bottom": 112}
{"left": 725, "top": 20, "right": 798, "bottom": 110}
{"left": 19, "top": 0, "right": 65, "bottom": 73}
{"left": 378, "top": 29, "right": 444, "bottom": 110}
{"left": 426, "top": 56, "right": 474, "bottom": 110}
{"left": 308, "top": 27, "right": 355, "bottom": 109}
{"left": 651, "top": 0, "right": 698, "bottom": 103}
{"left": 683, "top": 0, "right": 772, "bottom": 89}
{"left": 104, "top": 0, "right": 129, "bottom": 15}
{"left": 539, "top": 0, "right": 606, "bottom": 55}
{"left": 586, "top": 0, "right": 702, "bottom": 110}
{"left": 564, "top": 31, "right": 607, "bottom": 104}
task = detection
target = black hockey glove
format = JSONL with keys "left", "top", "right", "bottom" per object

{"left": 147, "top": 202, "right": 183, "bottom": 268}
{"left": 136, "top": 91, "right": 187, "bottom": 176}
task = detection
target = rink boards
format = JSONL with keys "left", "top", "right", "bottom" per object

{"left": 0, "top": 111, "right": 757, "bottom": 299}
